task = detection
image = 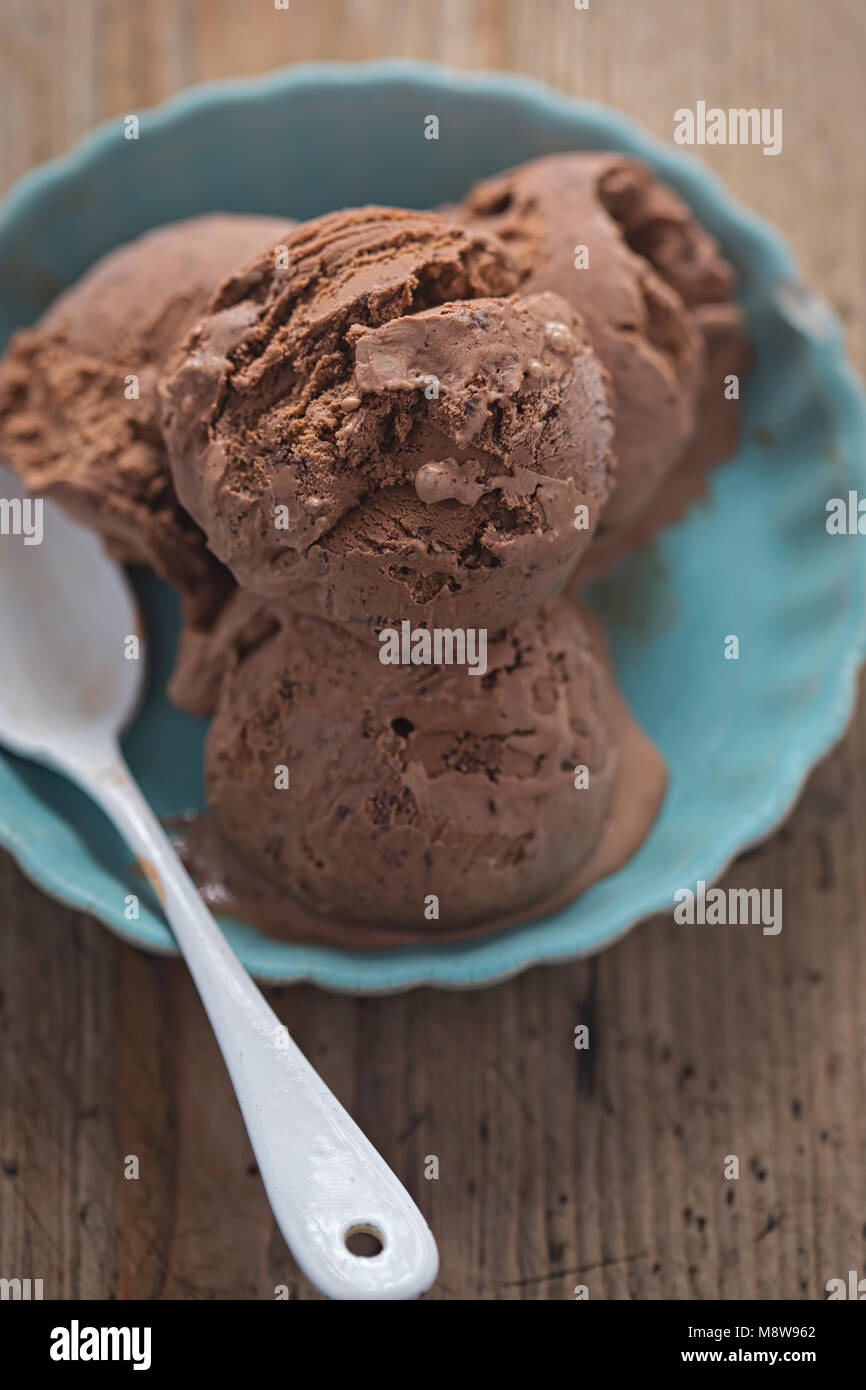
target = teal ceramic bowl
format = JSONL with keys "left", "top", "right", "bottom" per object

{"left": 1, "top": 61, "right": 865, "bottom": 992}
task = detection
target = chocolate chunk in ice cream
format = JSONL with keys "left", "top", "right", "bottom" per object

{"left": 161, "top": 207, "right": 615, "bottom": 634}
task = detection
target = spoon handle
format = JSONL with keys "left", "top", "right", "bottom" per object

{"left": 71, "top": 745, "right": 438, "bottom": 1301}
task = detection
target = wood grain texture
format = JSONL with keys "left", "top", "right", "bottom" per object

{"left": 1, "top": 0, "right": 865, "bottom": 1301}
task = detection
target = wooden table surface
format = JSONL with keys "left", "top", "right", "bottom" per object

{"left": 1, "top": 0, "right": 865, "bottom": 1301}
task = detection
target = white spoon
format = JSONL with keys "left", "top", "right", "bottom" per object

{"left": 0, "top": 466, "right": 438, "bottom": 1301}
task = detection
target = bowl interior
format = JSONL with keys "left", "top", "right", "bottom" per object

{"left": 1, "top": 63, "right": 864, "bottom": 991}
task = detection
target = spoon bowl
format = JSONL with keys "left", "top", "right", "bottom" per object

{"left": 0, "top": 467, "right": 140, "bottom": 758}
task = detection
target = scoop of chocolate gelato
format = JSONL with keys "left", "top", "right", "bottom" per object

{"left": 460, "top": 154, "right": 746, "bottom": 531}
{"left": 200, "top": 595, "right": 665, "bottom": 940}
{"left": 161, "top": 207, "right": 615, "bottom": 634}
{"left": 584, "top": 155, "right": 751, "bottom": 471}
{"left": 0, "top": 213, "right": 291, "bottom": 624}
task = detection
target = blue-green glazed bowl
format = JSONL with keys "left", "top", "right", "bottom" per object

{"left": 1, "top": 61, "right": 864, "bottom": 992}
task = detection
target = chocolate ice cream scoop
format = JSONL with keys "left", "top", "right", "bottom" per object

{"left": 460, "top": 154, "right": 746, "bottom": 530}
{"left": 0, "top": 213, "right": 291, "bottom": 625}
{"left": 198, "top": 594, "right": 666, "bottom": 942}
{"left": 579, "top": 155, "right": 751, "bottom": 472}
{"left": 161, "top": 207, "right": 615, "bottom": 634}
